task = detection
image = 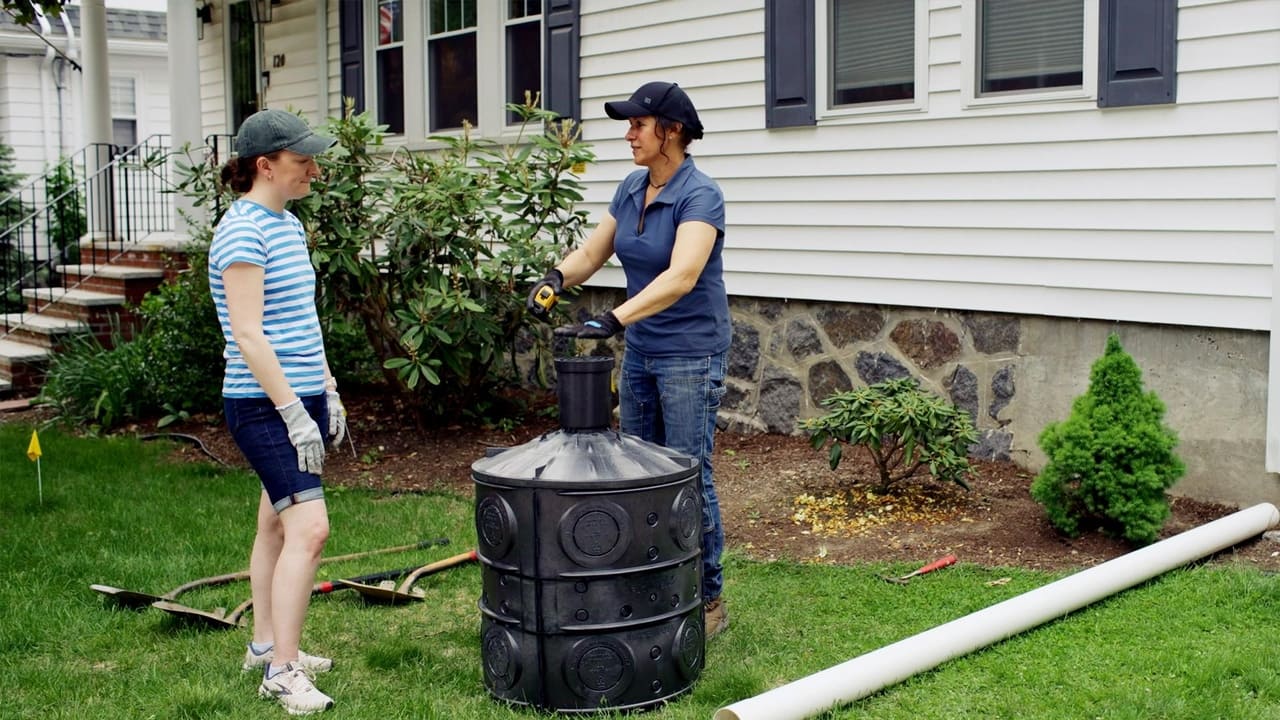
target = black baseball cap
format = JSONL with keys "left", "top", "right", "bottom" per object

{"left": 604, "top": 81, "right": 704, "bottom": 139}
{"left": 234, "top": 108, "right": 336, "bottom": 158}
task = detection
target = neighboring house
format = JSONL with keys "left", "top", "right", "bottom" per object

{"left": 191, "top": 0, "right": 1280, "bottom": 507}
{"left": 0, "top": 6, "right": 170, "bottom": 179}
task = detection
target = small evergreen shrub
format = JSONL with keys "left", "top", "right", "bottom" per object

{"left": 45, "top": 159, "right": 85, "bottom": 264}
{"left": 1031, "top": 333, "right": 1186, "bottom": 545}
{"left": 802, "top": 377, "right": 978, "bottom": 492}
{"left": 0, "top": 139, "right": 24, "bottom": 226}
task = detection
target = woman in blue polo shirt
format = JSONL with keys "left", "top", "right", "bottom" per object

{"left": 209, "top": 108, "right": 346, "bottom": 714}
{"left": 526, "top": 81, "right": 731, "bottom": 640}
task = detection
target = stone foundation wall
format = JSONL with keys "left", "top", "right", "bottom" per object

{"left": 540, "top": 289, "right": 1277, "bottom": 508}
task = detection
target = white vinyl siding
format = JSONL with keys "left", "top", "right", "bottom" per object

{"left": 573, "top": 0, "right": 1279, "bottom": 332}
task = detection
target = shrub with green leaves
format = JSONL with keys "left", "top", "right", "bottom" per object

{"left": 802, "top": 377, "right": 978, "bottom": 492}
{"left": 37, "top": 325, "right": 152, "bottom": 433}
{"left": 291, "top": 98, "right": 594, "bottom": 422}
{"left": 1031, "top": 333, "right": 1185, "bottom": 545}
{"left": 134, "top": 249, "right": 224, "bottom": 417}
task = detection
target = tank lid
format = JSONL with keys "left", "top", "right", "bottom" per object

{"left": 472, "top": 429, "right": 698, "bottom": 489}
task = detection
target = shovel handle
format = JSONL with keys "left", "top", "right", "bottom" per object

{"left": 316, "top": 565, "right": 422, "bottom": 594}
{"left": 227, "top": 564, "right": 424, "bottom": 624}
{"left": 395, "top": 550, "right": 479, "bottom": 593}
{"left": 161, "top": 537, "right": 449, "bottom": 599}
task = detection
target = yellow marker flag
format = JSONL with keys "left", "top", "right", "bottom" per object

{"left": 26, "top": 429, "right": 41, "bottom": 461}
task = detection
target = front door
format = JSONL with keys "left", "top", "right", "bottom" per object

{"left": 228, "top": 1, "right": 258, "bottom": 131}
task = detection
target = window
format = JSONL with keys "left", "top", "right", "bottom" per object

{"left": 978, "top": 0, "right": 1083, "bottom": 94}
{"left": 428, "top": 0, "right": 478, "bottom": 132}
{"left": 763, "top": 0, "right": 1172, "bottom": 127}
{"left": 376, "top": 0, "right": 405, "bottom": 134}
{"left": 109, "top": 75, "right": 137, "bottom": 153}
{"left": 344, "top": 1, "right": 572, "bottom": 139}
{"left": 504, "top": 0, "right": 542, "bottom": 123}
{"left": 829, "top": 0, "right": 915, "bottom": 106}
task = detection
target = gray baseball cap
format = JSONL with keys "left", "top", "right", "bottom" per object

{"left": 234, "top": 108, "right": 336, "bottom": 158}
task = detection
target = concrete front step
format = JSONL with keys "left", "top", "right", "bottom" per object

{"left": 22, "top": 287, "right": 128, "bottom": 321}
{"left": 57, "top": 263, "right": 167, "bottom": 281}
{"left": 0, "top": 338, "right": 51, "bottom": 396}
{"left": 56, "top": 263, "right": 168, "bottom": 303}
{"left": 1, "top": 313, "right": 90, "bottom": 348}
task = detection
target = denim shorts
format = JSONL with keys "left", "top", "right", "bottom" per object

{"left": 224, "top": 394, "right": 328, "bottom": 513}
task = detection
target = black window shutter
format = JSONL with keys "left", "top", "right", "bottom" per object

{"left": 764, "top": 0, "right": 816, "bottom": 127}
{"left": 1097, "top": 0, "right": 1177, "bottom": 107}
{"left": 544, "top": 0, "right": 580, "bottom": 122}
{"left": 339, "top": 0, "right": 365, "bottom": 115}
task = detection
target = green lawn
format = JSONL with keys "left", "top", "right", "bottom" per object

{"left": 2, "top": 423, "right": 1279, "bottom": 719}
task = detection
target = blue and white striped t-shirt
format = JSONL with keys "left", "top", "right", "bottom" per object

{"left": 208, "top": 199, "right": 326, "bottom": 399}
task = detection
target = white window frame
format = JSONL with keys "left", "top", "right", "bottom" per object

{"left": 815, "top": 0, "right": 930, "bottom": 120}
{"left": 501, "top": 0, "right": 544, "bottom": 126}
{"left": 370, "top": 0, "right": 406, "bottom": 137}
{"left": 360, "top": 2, "right": 542, "bottom": 144}
{"left": 960, "top": 0, "right": 1099, "bottom": 109}
{"left": 433, "top": 2, "right": 541, "bottom": 139}
{"left": 109, "top": 73, "right": 139, "bottom": 151}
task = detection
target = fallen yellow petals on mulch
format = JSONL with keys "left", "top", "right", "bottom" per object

{"left": 790, "top": 483, "right": 968, "bottom": 538}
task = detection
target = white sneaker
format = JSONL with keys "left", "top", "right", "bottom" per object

{"left": 243, "top": 645, "right": 333, "bottom": 674}
{"left": 258, "top": 662, "right": 334, "bottom": 715}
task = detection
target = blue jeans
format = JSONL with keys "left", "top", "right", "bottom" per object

{"left": 618, "top": 348, "right": 728, "bottom": 601}
{"left": 224, "top": 394, "right": 329, "bottom": 513}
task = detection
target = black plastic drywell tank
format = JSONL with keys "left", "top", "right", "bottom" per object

{"left": 473, "top": 356, "right": 704, "bottom": 712}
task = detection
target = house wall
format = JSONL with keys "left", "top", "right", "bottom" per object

{"left": 198, "top": 4, "right": 227, "bottom": 137}
{"left": 0, "top": 52, "right": 51, "bottom": 179}
{"left": 199, "top": 0, "right": 329, "bottom": 140}
{"left": 574, "top": 0, "right": 1279, "bottom": 333}
{"left": 196, "top": 0, "right": 1280, "bottom": 506}
{"left": 0, "top": 34, "right": 169, "bottom": 179}
{"left": 563, "top": 0, "right": 1280, "bottom": 506}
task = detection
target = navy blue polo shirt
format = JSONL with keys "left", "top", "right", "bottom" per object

{"left": 608, "top": 155, "right": 731, "bottom": 357}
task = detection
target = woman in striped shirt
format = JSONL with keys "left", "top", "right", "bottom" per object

{"left": 209, "top": 108, "right": 344, "bottom": 715}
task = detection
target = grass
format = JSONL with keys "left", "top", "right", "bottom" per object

{"left": 2, "top": 422, "right": 1280, "bottom": 719}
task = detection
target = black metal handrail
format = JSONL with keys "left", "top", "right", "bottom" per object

{"left": 0, "top": 135, "right": 176, "bottom": 329}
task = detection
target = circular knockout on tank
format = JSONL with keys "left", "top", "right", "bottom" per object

{"left": 559, "top": 500, "right": 632, "bottom": 568}
{"left": 476, "top": 495, "right": 516, "bottom": 557}
{"left": 482, "top": 624, "right": 522, "bottom": 691}
{"left": 564, "top": 636, "right": 636, "bottom": 701}
{"left": 669, "top": 486, "right": 700, "bottom": 552}
{"left": 672, "top": 615, "right": 705, "bottom": 680}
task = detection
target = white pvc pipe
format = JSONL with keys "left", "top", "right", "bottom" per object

{"left": 715, "top": 502, "right": 1280, "bottom": 720}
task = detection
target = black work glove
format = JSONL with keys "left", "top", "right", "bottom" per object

{"left": 554, "top": 310, "right": 623, "bottom": 339}
{"left": 525, "top": 269, "right": 564, "bottom": 323}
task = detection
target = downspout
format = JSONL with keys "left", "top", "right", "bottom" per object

{"left": 1270, "top": 72, "right": 1280, "bottom": 473}
{"left": 715, "top": 503, "right": 1280, "bottom": 720}
{"left": 36, "top": 9, "right": 52, "bottom": 168}
{"left": 57, "top": 5, "right": 76, "bottom": 155}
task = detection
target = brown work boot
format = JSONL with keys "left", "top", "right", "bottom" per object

{"left": 704, "top": 597, "right": 728, "bottom": 640}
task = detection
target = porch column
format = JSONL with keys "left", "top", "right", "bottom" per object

{"left": 78, "top": 0, "right": 113, "bottom": 244}
{"left": 167, "top": 0, "right": 205, "bottom": 238}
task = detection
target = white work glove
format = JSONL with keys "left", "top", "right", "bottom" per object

{"left": 326, "top": 389, "right": 347, "bottom": 449}
{"left": 276, "top": 399, "right": 325, "bottom": 474}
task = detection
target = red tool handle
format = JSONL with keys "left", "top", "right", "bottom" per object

{"left": 916, "top": 554, "right": 957, "bottom": 575}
